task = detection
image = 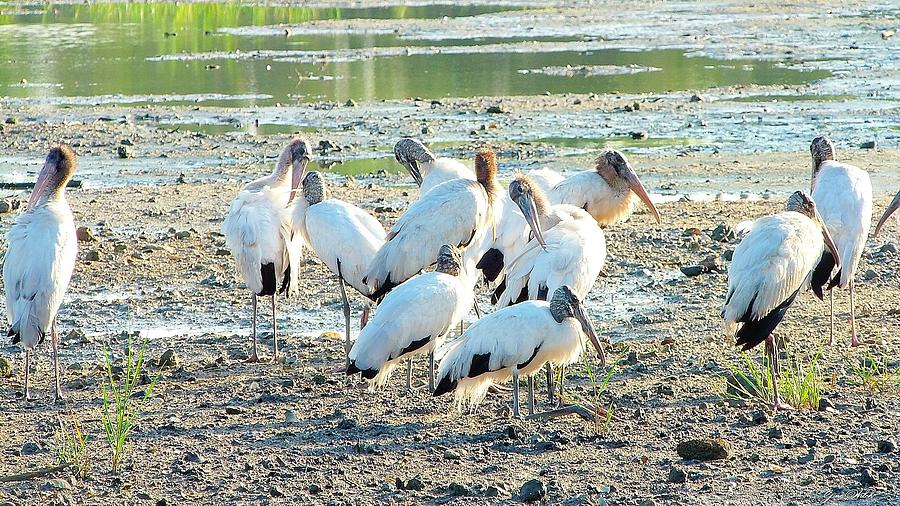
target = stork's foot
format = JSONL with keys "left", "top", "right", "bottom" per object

{"left": 327, "top": 365, "right": 346, "bottom": 374}
{"left": 54, "top": 391, "right": 67, "bottom": 403}
{"left": 770, "top": 401, "right": 794, "bottom": 412}
{"left": 245, "top": 352, "right": 261, "bottom": 364}
{"left": 525, "top": 404, "right": 606, "bottom": 422}
{"left": 488, "top": 384, "right": 512, "bottom": 394}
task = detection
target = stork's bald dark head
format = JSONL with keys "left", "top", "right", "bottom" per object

{"left": 810, "top": 136, "right": 835, "bottom": 175}
{"left": 435, "top": 244, "right": 462, "bottom": 276}
{"left": 302, "top": 171, "right": 327, "bottom": 205}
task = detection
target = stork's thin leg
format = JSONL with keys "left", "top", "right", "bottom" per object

{"left": 473, "top": 301, "right": 482, "bottom": 319}
{"left": 406, "top": 359, "right": 413, "bottom": 392}
{"left": 527, "top": 375, "right": 535, "bottom": 416}
{"left": 767, "top": 334, "right": 792, "bottom": 411}
{"left": 271, "top": 293, "right": 279, "bottom": 363}
{"left": 429, "top": 351, "right": 435, "bottom": 393}
{"left": 338, "top": 273, "right": 352, "bottom": 367}
{"left": 849, "top": 279, "right": 861, "bottom": 347}
{"left": 248, "top": 294, "right": 260, "bottom": 363}
{"left": 459, "top": 320, "right": 464, "bottom": 336}
{"left": 512, "top": 370, "right": 521, "bottom": 418}
{"left": 545, "top": 363, "right": 555, "bottom": 405}
{"left": 51, "top": 320, "right": 63, "bottom": 401}
{"left": 828, "top": 290, "right": 835, "bottom": 346}
{"left": 360, "top": 303, "right": 372, "bottom": 330}
{"left": 23, "top": 349, "right": 31, "bottom": 402}
{"left": 559, "top": 365, "right": 567, "bottom": 403}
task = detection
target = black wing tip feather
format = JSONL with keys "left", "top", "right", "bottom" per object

{"left": 734, "top": 287, "right": 801, "bottom": 352}
{"left": 433, "top": 376, "right": 456, "bottom": 397}
{"left": 345, "top": 361, "right": 378, "bottom": 380}
{"left": 477, "top": 248, "right": 504, "bottom": 283}
{"left": 8, "top": 328, "right": 19, "bottom": 345}
{"left": 369, "top": 277, "right": 399, "bottom": 301}
{"left": 810, "top": 251, "right": 836, "bottom": 300}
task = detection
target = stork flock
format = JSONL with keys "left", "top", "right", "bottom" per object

{"left": 3, "top": 136, "right": 899, "bottom": 416}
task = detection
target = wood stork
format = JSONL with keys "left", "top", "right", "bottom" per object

{"left": 347, "top": 244, "right": 474, "bottom": 391}
{"left": 808, "top": 137, "right": 873, "bottom": 347}
{"left": 394, "top": 138, "right": 473, "bottom": 195}
{"left": 222, "top": 137, "right": 310, "bottom": 363}
{"left": 291, "top": 171, "right": 385, "bottom": 366}
{"left": 4, "top": 146, "right": 78, "bottom": 401}
{"left": 526, "top": 167, "right": 565, "bottom": 194}
{"left": 875, "top": 190, "right": 900, "bottom": 237}
{"left": 364, "top": 148, "right": 499, "bottom": 300}
{"left": 723, "top": 191, "right": 841, "bottom": 410}
{"left": 548, "top": 149, "right": 660, "bottom": 226}
{"left": 434, "top": 285, "right": 605, "bottom": 417}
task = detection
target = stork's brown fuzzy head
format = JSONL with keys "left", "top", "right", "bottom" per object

{"left": 474, "top": 148, "right": 500, "bottom": 201}
{"left": 29, "top": 144, "right": 77, "bottom": 208}
{"left": 810, "top": 136, "right": 835, "bottom": 174}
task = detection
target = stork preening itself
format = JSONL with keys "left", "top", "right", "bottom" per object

{"left": 808, "top": 137, "right": 873, "bottom": 347}
{"left": 292, "top": 171, "right": 386, "bottom": 367}
{"left": 364, "top": 148, "right": 499, "bottom": 300}
{"left": 434, "top": 286, "right": 605, "bottom": 417}
{"left": 3, "top": 146, "right": 78, "bottom": 401}
{"left": 874, "top": 190, "right": 900, "bottom": 237}
{"left": 548, "top": 149, "right": 660, "bottom": 227}
{"left": 348, "top": 244, "right": 474, "bottom": 391}
{"left": 394, "top": 138, "right": 474, "bottom": 195}
{"left": 222, "top": 137, "right": 310, "bottom": 363}
{"left": 723, "top": 191, "right": 841, "bottom": 410}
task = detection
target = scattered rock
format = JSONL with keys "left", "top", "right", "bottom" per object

{"left": 157, "top": 349, "right": 177, "bottom": 368}
{"left": 0, "top": 357, "right": 11, "bottom": 378}
{"left": 710, "top": 223, "right": 736, "bottom": 242}
{"left": 47, "top": 478, "right": 71, "bottom": 490}
{"left": 690, "top": 93, "right": 705, "bottom": 102}
{"left": 668, "top": 466, "right": 687, "bottom": 483}
{"left": 224, "top": 406, "right": 244, "bottom": 415}
{"left": 174, "top": 230, "right": 192, "bottom": 240}
{"left": 517, "top": 479, "right": 547, "bottom": 502}
{"left": 20, "top": 441, "right": 43, "bottom": 455}
{"left": 0, "top": 200, "right": 11, "bottom": 213}
{"left": 269, "top": 485, "right": 285, "bottom": 498}
{"left": 860, "top": 141, "right": 876, "bottom": 149}
{"left": 447, "top": 482, "right": 470, "bottom": 496}
{"left": 76, "top": 226, "right": 97, "bottom": 242}
{"left": 486, "top": 105, "right": 504, "bottom": 114}
{"left": 750, "top": 409, "right": 768, "bottom": 425}
{"left": 183, "top": 451, "right": 205, "bottom": 463}
{"left": 679, "top": 265, "right": 704, "bottom": 277}
{"left": 880, "top": 243, "right": 897, "bottom": 254}
{"left": 344, "top": 99, "right": 357, "bottom": 107}
{"left": 117, "top": 145, "right": 133, "bottom": 159}
{"left": 768, "top": 427, "right": 783, "bottom": 440}
{"left": 5, "top": 116, "right": 19, "bottom": 125}
{"left": 337, "top": 418, "right": 356, "bottom": 430}
{"left": 443, "top": 448, "right": 462, "bottom": 460}
{"left": 883, "top": 29, "right": 896, "bottom": 39}
{"left": 818, "top": 397, "right": 836, "bottom": 411}
{"left": 630, "top": 131, "right": 648, "bottom": 140}
{"left": 876, "top": 439, "right": 896, "bottom": 454}
{"left": 84, "top": 250, "right": 102, "bottom": 262}
{"left": 860, "top": 467, "right": 879, "bottom": 486}
{"left": 308, "top": 483, "right": 322, "bottom": 494}
{"left": 676, "top": 438, "right": 732, "bottom": 461}
{"left": 863, "top": 269, "right": 877, "bottom": 281}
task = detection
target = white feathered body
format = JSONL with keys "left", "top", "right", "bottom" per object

{"left": 526, "top": 168, "right": 564, "bottom": 194}
{"left": 3, "top": 199, "right": 77, "bottom": 349}
{"left": 722, "top": 211, "right": 822, "bottom": 333}
{"left": 436, "top": 301, "right": 585, "bottom": 410}
{"left": 365, "top": 178, "right": 491, "bottom": 294}
{"left": 498, "top": 208, "right": 606, "bottom": 307}
{"left": 549, "top": 170, "right": 637, "bottom": 226}
{"left": 296, "top": 199, "right": 385, "bottom": 297}
{"left": 222, "top": 178, "right": 299, "bottom": 296}
{"left": 349, "top": 271, "right": 473, "bottom": 388}
{"left": 811, "top": 161, "right": 872, "bottom": 288}
{"left": 420, "top": 157, "right": 474, "bottom": 195}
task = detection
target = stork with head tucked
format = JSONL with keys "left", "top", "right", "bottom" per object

{"left": 348, "top": 244, "right": 474, "bottom": 391}
{"left": 364, "top": 148, "right": 499, "bottom": 300}
{"left": 292, "top": 171, "right": 386, "bottom": 367}
{"left": 548, "top": 149, "right": 660, "bottom": 227}
{"left": 394, "top": 138, "right": 474, "bottom": 195}
{"left": 874, "top": 190, "right": 900, "bottom": 237}
{"left": 723, "top": 191, "right": 841, "bottom": 411}
{"left": 434, "top": 285, "right": 605, "bottom": 417}
{"left": 4, "top": 146, "right": 78, "bottom": 401}
{"left": 808, "top": 137, "right": 873, "bottom": 347}
{"left": 222, "top": 137, "right": 310, "bottom": 363}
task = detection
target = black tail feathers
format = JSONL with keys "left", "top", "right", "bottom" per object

{"left": 810, "top": 251, "right": 835, "bottom": 300}
{"left": 735, "top": 287, "right": 801, "bottom": 352}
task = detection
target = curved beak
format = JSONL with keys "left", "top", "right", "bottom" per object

{"left": 815, "top": 208, "right": 842, "bottom": 273}
{"left": 573, "top": 300, "right": 606, "bottom": 367}
{"left": 874, "top": 190, "right": 900, "bottom": 237}
{"left": 622, "top": 164, "right": 660, "bottom": 224}
{"left": 27, "top": 159, "right": 55, "bottom": 209}
{"left": 288, "top": 157, "right": 309, "bottom": 204}
{"left": 404, "top": 160, "right": 423, "bottom": 187}
{"left": 514, "top": 192, "right": 547, "bottom": 250}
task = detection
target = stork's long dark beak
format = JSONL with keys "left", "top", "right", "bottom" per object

{"left": 573, "top": 300, "right": 606, "bottom": 367}
{"left": 288, "top": 157, "right": 309, "bottom": 204}
{"left": 875, "top": 190, "right": 900, "bottom": 237}
{"left": 622, "top": 164, "right": 660, "bottom": 224}
{"left": 404, "top": 160, "right": 423, "bottom": 187}
{"left": 815, "top": 208, "right": 842, "bottom": 273}
{"left": 514, "top": 191, "right": 547, "bottom": 250}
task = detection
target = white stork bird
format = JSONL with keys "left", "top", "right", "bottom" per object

{"left": 291, "top": 171, "right": 385, "bottom": 366}
{"left": 222, "top": 137, "right": 310, "bottom": 363}
{"left": 875, "top": 190, "right": 900, "bottom": 237}
{"left": 347, "top": 244, "right": 474, "bottom": 391}
{"left": 548, "top": 149, "right": 660, "bottom": 226}
{"left": 394, "top": 138, "right": 473, "bottom": 195}
{"left": 723, "top": 191, "right": 841, "bottom": 410}
{"left": 434, "top": 285, "right": 605, "bottom": 417}
{"left": 364, "top": 148, "right": 499, "bottom": 300}
{"left": 4, "top": 146, "right": 78, "bottom": 401}
{"left": 526, "top": 167, "right": 565, "bottom": 194}
{"left": 808, "top": 137, "right": 873, "bottom": 347}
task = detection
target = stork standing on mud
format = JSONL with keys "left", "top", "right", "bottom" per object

{"left": 222, "top": 137, "right": 310, "bottom": 363}
{"left": 4, "top": 146, "right": 78, "bottom": 401}
{"left": 808, "top": 137, "right": 872, "bottom": 347}
{"left": 292, "top": 171, "right": 385, "bottom": 366}
{"left": 364, "top": 148, "right": 499, "bottom": 299}
{"left": 722, "top": 191, "right": 841, "bottom": 410}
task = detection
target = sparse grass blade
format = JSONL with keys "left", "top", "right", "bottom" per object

{"left": 55, "top": 412, "right": 90, "bottom": 479}
{"left": 722, "top": 347, "right": 823, "bottom": 410}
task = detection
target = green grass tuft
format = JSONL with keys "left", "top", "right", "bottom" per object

{"left": 724, "top": 347, "right": 824, "bottom": 410}
{"left": 55, "top": 412, "right": 90, "bottom": 478}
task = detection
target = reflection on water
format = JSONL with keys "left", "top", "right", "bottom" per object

{"left": 0, "top": 2, "right": 828, "bottom": 106}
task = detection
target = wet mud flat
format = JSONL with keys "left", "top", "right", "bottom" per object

{"left": 0, "top": 119, "right": 898, "bottom": 504}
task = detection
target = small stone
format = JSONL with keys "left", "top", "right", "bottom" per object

{"left": 406, "top": 477, "right": 425, "bottom": 491}
{"left": 48, "top": 478, "right": 71, "bottom": 490}
{"left": 486, "top": 105, "right": 504, "bottom": 114}
{"left": 344, "top": 99, "right": 356, "bottom": 107}
{"left": 506, "top": 424, "right": 523, "bottom": 440}
{"left": 0, "top": 357, "right": 11, "bottom": 378}
{"left": 710, "top": 223, "right": 736, "bottom": 242}
{"left": 768, "top": 427, "right": 783, "bottom": 439}
{"left": 863, "top": 269, "right": 877, "bottom": 280}
{"left": 120, "top": 139, "right": 134, "bottom": 146}
{"left": 157, "top": 349, "right": 177, "bottom": 368}
{"left": 860, "top": 141, "right": 876, "bottom": 150}
{"left": 882, "top": 29, "right": 896, "bottom": 39}
{"left": 632, "top": 101, "right": 641, "bottom": 110}
{"left": 224, "top": 406, "right": 244, "bottom": 415}
{"left": 0, "top": 200, "right": 11, "bottom": 213}
{"left": 284, "top": 410, "right": 298, "bottom": 424}
{"left": 860, "top": 467, "right": 879, "bottom": 486}
{"left": 21, "top": 441, "right": 43, "bottom": 455}
{"left": 76, "top": 226, "right": 97, "bottom": 242}
{"left": 83, "top": 250, "right": 102, "bottom": 262}
{"left": 750, "top": 410, "right": 768, "bottom": 424}
{"left": 676, "top": 438, "right": 732, "bottom": 461}
{"left": 668, "top": 466, "right": 686, "bottom": 483}
{"left": 215, "top": 248, "right": 230, "bottom": 256}
{"left": 443, "top": 448, "right": 462, "bottom": 460}
{"left": 5, "top": 116, "right": 19, "bottom": 125}
{"left": 448, "top": 483, "right": 470, "bottom": 496}
{"left": 680, "top": 265, "right": 704, "bottom": 277}
{"left": 690, "top": 93, "right": 705, "bottom": 102}
{"left": 117, "top": 145, "right": 133, "bottom": 159}
{"left": 876, "top": 439, "right": 896, "bottom": 454}
{"left": 818, "top": 397, "right": 836, "bottom": 411}
{"left": 880, "top": 243, "right": 896, "bottom": 254}
{"left": 337, "top": 418, "right": 356, "bottom": 430}
{"left": 174, "top": 230, "right": 192, "bottom": 240}
{"left": 269, "top": 486, "right": 285, "bottom": 498}
{"left": 630, "top": 131, "right": 648, "bottom": 140}
{"left": 183, "top": 451, "right": 205, "bottom": 463}
{"left": 308, "top": 483, "right": 322, "bottom": 494}
{"left": 517, "top": 479, "right": 547, "bottom": 502}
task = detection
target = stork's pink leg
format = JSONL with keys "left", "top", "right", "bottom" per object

{"left": 23, "top": 349, "right": 31, "bottom": 402}
{"left": 828, "top": 290, "right": 835, "bottom": 346}
{"left": 767, "top": 334, "right": 793, "bottom": 412}
{"left": 51, "top": 320, "right": 64, "bottom": 401}
{"left": 247, "top": 294, "right": 260, "bottom": 363}
{"left": 271, "top": 293, "right": 279, "bottom": 363}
